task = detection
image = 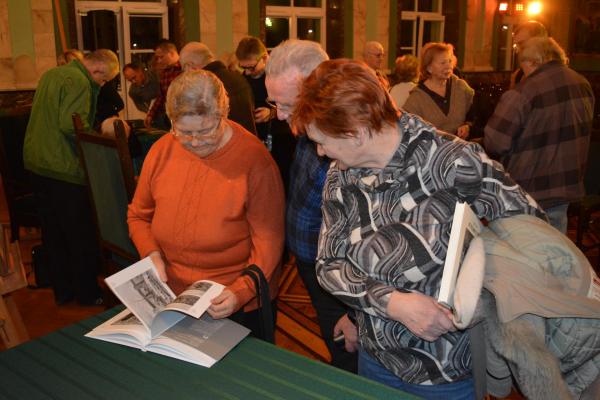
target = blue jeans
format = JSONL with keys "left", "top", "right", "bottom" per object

{"left": 358, "top": 350, "right": 475, "bottom": 400}
{"left": 544, "top": 203, "right": 569, "bottom": 234}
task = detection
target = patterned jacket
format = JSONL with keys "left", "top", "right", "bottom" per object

{"left": 316, "top": 112, "right": 543, "bottom": 385}
{"left": 484, "top": 61, "right": 594, "bottom": 209}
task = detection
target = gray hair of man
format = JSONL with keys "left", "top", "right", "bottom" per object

{"left": 179, "top": 42, "right": 215, "bottom": 71}
{"left": 265, "top": 39, "right": 329, "bottom": 79}
{"left": 166, "top": 70, "right": 229, "bottom": 123}
{"left": 518, "top": 37, "right": 568, "bottom": 67}
{"left": 84, "top": 49, "right": 120, "bottom": 78}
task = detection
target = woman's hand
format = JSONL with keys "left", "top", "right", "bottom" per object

{"left": 254, "top": 107, "right": 272, "bottom": 123}
{"left": 386, "top": 290, "right": 456, "bottom": 342}
{"left": 207, "top": 289, "right": 239, "bottom": 319}
{"left": 456, "top": 124, "right": 470, "bottom": 140}
{"left": 333, "top": 314, "right": 359, "bottom": 353}
{"left": 148, "top": 251, "right": 168, "bottom": 282}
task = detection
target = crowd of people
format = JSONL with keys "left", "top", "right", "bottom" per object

{"left": 21, "top": 19, "right": 598, "bottom": 400}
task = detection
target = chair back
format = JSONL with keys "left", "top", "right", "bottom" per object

{"left": 72, "top": 113, "right": 138, "bottom": 264}
{"left": 0, "top": 112, "right": 40, "bottom": 241}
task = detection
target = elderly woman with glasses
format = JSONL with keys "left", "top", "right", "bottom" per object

{"left": 292, "top": 59, "right": 543, "bottom": 399}
{"left": 128, "top": 70, "right": 285, "bottom": 331}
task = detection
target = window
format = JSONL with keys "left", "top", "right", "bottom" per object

{"left": 75, "top": 1, "right": 168, "bottom": 119}
{"left": 400, "top": 0, "right": 444, "bottom": 57}
{"left": 265, "top": 0, "right": 326, "bottom": 49}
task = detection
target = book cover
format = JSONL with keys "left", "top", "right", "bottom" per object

{"left": 437, "top": 202, "right": 483, "bottom": 309}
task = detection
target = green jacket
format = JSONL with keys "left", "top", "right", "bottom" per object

{"left": 24, "top": 60, "right": 100, "bottom": 185}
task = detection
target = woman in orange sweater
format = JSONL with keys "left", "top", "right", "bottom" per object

{"left": 127, "top": 70, "right": 285, "bottom": 333}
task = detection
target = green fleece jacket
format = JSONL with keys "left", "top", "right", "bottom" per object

{"left": 24, "top": 60, "right": 100, "bottom": 185}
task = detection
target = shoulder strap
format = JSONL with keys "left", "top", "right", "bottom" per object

{"left": 242, "top": 264, "right": 275, "bottom": 343}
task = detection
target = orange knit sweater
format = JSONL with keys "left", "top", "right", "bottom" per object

{"left": 127, "top": 121, "right": 285, "bottom": 311}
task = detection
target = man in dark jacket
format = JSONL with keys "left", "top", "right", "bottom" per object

{"left": 179, "top": 42, "right": 256, "bottom": 135}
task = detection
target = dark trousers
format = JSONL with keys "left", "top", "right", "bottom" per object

{"left": 31, "top": 174, "right": 102, "bottom": 304}
{"left": 295, "top": 258, "right": 358, "bottom": 373}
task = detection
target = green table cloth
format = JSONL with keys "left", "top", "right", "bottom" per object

{"left": 0, "top": 307, "right": 418, "bottom": 400}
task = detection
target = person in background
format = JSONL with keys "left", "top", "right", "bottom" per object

{"left": 389, "top": 54, "right": 419, "bottom": 108}
{"left": 144, "top": 39, "right": 181, "bottom": 130}
{"left": 265, "top": 40, "right": 358, "bottom": 373}
{"left": 292, "top": 59, "right": 543, "bottom": 399}
{"left": 94, "top": 75, "right": 124, "bottom": 129}
{"left": 24, "top": 49, "right": 120, "bottom": 306}
{"left": 235, "top": 36, "right": 296, "bottom": 191}
{"left": 127, "top": 70, "right": 284, "bottom": 334}
{"left": 123, "top": 62, "right": 160, "bottom": 113}
{"left": 179, "top": 42, "right": 257, "bottom": 135}
{"left": 510, "top": 20, "right": 547, "bottom": 88}
{"left": 56, "top": 49, "right": 84, "bottom": 66}
{"left": 362, "top": 41, "right": 389, "bottom": 89}
{"left": 484, "top": 37, "right": 594, "bottom": 234}
{"left": 403, "top": 42, "right": 474, "bottom": 139}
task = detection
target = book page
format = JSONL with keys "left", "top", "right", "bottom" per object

{"left": 85, "top": 308, "right": 151, "bottom": 347}
{"left": 150, "top": 280, "right": 225, "bottom": 338}
{"left": 105, "top": 257, "right": 176, "bottom": 331}
{"left": 437, "top": 202, "right": 483, "bottom": 308}
{"left": 146, "top": 314, "right": 250, "bottom": 367}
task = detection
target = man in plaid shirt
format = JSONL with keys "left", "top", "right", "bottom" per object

{"left": 144, "top": 40, "right": 182, "bottom": 129}
{"left": 485, "top": 37, "right": 594, "bottom": 233}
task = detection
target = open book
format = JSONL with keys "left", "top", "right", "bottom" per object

{"left": 437, "top": 202, "right": 483, "bottom": 309}
{"left": 85, "top": 257, "right": 250, "bottom": 367}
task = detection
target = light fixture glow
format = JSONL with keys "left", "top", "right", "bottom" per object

{"left": 515, "top": 2, "right": 524, "bottom": 12}
{"left": 527, "top": 1, "right": 543, "bottom": 15}
{"left": 308, "top": 29, "right": 313, "bottom": 34}
{"left": 265, "top": 17, "right": 272, "bottom": 27}
{"left": 498, "top": 2, "right": 508, "bottom": 12}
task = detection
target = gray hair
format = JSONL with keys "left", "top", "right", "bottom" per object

{"left": 180, "top": 42, "right": 215, "bottom": 71}
{"left": 84, "top": 49, "right": 119, "bottom": 77}
{"left": 265, "top": 39, "right": 329, "bottom": 79}
{"left": 166, "top": 70, "right": 229, "bottom": 122}
{"left": 363, "top": 41, "right": 384, "bottom": 57}
{"left": 518, "top": 37, "right": 568, "bottom": 66}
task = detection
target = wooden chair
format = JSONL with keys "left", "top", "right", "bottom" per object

{"left": 72, "top": 113, "right": 139, "bottom": 269}
{"left": 0, "top": 112, "right": 40, "bottom": 242}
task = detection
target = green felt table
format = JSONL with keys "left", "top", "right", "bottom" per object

{"left": 0, "top": 307, "right": 418, "bottom": 400}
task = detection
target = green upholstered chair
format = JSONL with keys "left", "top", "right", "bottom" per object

{"left": 72, "top": 113, "right": 139, "bottom": 268}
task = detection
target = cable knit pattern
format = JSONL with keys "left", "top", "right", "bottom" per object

{"left": 127, "top": 121, "right": 285, "bottom": 311}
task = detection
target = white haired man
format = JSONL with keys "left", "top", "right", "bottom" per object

{"left": 24, "top": 49, "right": 119, "bottom": 306}
{"left": 265, "top": 40, "right": 358, "bottom": 373}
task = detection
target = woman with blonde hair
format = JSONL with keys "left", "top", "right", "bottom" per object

{"left": 389, "top": 54, "right": 419, "bottom": 108}
{"left": 403, "top": 42, "right": 474, "bottom": 139}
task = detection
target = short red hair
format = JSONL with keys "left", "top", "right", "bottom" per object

{"left": 292, "top": 59, "right": 399, "bottom": 138}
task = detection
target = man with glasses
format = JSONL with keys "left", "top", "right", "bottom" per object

{"left": 236, "top": 37, "right": 295, "bottom": 191}
{"left": 362, "top": 41, "right": 389, "bottom": 89}
{"left": 265, "top": 40, "right": 358, "bottom": 373}
{"left": 180, "top": 42, "right": 256, "bottom": 135}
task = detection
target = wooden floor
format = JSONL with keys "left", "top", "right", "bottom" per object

{"left": 1, "top": 192, "right": 597, "bottom": 400}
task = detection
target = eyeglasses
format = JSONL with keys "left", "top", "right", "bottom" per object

{"left": 171, "top": 118, "right": 223, "bottom": 143}
{"left": 238, "top": 54, "right": 265, "bottom": 72}
{"left": 265, "top": 98, "right": 294, "bottom": 115}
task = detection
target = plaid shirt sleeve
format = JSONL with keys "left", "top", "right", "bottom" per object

{"left": 146, "top": 64, "right": 181, "bottom": 122}
{"left": 483, "top": 89, "right": 529, "bottom": 160}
